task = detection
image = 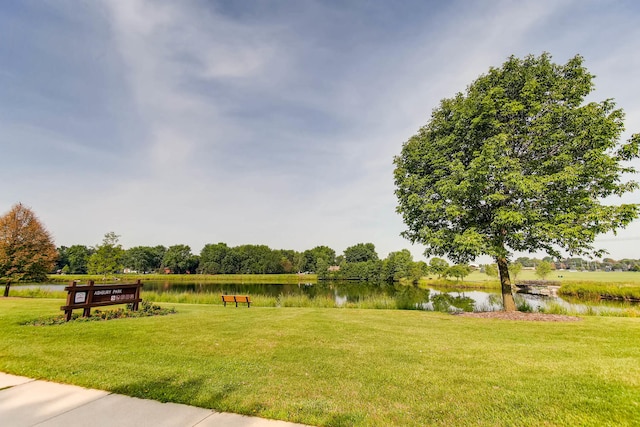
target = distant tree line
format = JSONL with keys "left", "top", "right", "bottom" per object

{"left": 55, "top": 235, "right": 427, "bottom": 282}
{"left": 54, "top": 233, "right": 446, "bottom": 283}
{"left": 510, "top": 256, "right": 640, "bottom": 272}
{"left": 6, "top": 203, "right": 637, "bottom": 289}
{"left": 54, "top": 233, "right": 640, "bottom": 283}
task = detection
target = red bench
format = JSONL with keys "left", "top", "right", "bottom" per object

{"left": 221, "top": 295, "right": 251, "bottom": 308}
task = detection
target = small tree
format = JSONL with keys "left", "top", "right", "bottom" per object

{"left": 87, "top": 232, "right": 124, "bottom": 277}
{"left": 447, "top": 264, "right": 471, "bottom": 282}
{"left": 394, "top": 53, "right": 639, "bottom": 311}
{"left": 509, "top": 262, "right": 523, "bottom": 281}
{"left": 484, "top": 264, "right": 499, "bottom": 279}
{"left": 429, "top": 257, "right": 449, "bottom": 278}
{"left": 535, "top": 260, "right": 553, "bottom": 280}
{"left": 0, "top": 203, "right": 57, "bottom": 296}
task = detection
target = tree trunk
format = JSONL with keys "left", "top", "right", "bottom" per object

{"left": 3, "top": 281, "right": 10, "bottom": 297}
{"left": 496, "top": 257, "right": 516, "bottom": 312}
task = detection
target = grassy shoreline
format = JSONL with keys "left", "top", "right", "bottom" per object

{"left": 558, "top": 282, "right": 640, "bottom": 301}
{"left": 46, "top": 270, "right": 640, "bottom": 285}
{"left": 46, "top": 273, "right": 318, "bottom": 284}
{"left": 10, "top": 273, "right": 640, "bottom": 317}
{"left": 1, "top": 298, "right": 639, "bottom": 426}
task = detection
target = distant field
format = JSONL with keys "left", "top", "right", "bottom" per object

{"left": 434, "top": 269, "right": 640, "bottom": 284}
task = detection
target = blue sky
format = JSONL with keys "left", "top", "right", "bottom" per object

{"left": 2, "top": 0, "right": 640, "bottom": 261}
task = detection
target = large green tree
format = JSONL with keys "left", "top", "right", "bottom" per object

{"left": 394, "top": 53, "right": 639, "bottom": 311}
{"left": 382, "top": 249, "right": 414, "bottom": 282}
{"left": 162, "top": 244, "right": 198, "bottom": 274}
{"left": 66, "top": 245, "right": 92, "bottom": 274}
{"left": 302, "top": 246, "right": 336, "bottom": 273}
{"left": 343, "top": 243, "right": 378, "bottom": 263}
{"left": 1, "top": 203, "right": 57, "bottom": 296}
{"left": 87, "top": 232, "right": 124, "bottom": 277}
{"left": 123, "top": 246, "right": 165, "bottom": 274}
{"left": 199, "top": 243, "right": 230, "bottom": 274}
{"left": 57, "top": 245, "right": 93, "bottom": 274}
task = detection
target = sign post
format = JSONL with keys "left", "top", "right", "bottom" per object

{"left": 61, "top": 280, "right": 143, "bottom": 321}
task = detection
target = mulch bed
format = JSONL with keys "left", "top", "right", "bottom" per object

{"left": 456, "top": 311, "right": 582, "bottom": 322}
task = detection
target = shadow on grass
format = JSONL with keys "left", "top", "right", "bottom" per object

{"left": 109, "top": 375, "right": 240, "bottom": 408}
{"left": 107, "top": 376, "right": 365, "bottom": 426}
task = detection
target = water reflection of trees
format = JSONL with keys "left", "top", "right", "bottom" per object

{"left": 145, "top": 280, "right": 442, "bottom": 310}
{"left": 392, "top": 284, "right": 431, "bottom": 310}
{"left": 430, "top": 293, "right": 475, "bottom": 312}
{"left": 330, "top": 281, "right": 431, "bottom": 308}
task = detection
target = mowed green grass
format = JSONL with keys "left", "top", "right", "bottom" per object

{"left": 1, "top": 299, "right": 639, "bottom": 426}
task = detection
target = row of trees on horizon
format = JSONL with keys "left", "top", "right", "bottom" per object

{"left": 58, "top": 232, "right": 640, "bottom": 281}
{"left": 2, "top": 202, "right": 639, "bottom": 287}
{"left": 57, "top": 233, "right": 431, "bottom": 282}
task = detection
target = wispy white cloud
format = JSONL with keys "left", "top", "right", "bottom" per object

{"left": 2, "top": 0, "right": 639, "bottom": 260}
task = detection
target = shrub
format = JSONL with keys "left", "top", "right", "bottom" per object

{"left": 23, "top": 301, "right": 176, "bottom": 326}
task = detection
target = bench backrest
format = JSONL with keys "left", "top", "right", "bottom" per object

{"left": 221, "top": 295, "right": 251, "bottom": 303}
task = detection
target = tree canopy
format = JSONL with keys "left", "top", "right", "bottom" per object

{"left": 123, "top": 245, "right": 165, "bottom": 274}
{"left": 344, "top": 243, "right": 378, "bottom": 263}
{"left": 535, "top": 260, "right": 553, "bottom": 280}
{"left": 87, "top": 232, "right": 124, "bottom": 276}
{"left": 394, "top": 53, "right": 639, "bottom": 310}
{"left": 0, "top": 203, "right": 57, "bottom": 293}
{"left": 428, "top": 257, "right": 449, "bottom": 278}
{"left": 162, "top": 244, "right": 198, "bottom": 274}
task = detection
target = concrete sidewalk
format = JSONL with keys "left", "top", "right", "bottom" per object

{"left": 0, "top": 373, "right": 311, "bottom": 427}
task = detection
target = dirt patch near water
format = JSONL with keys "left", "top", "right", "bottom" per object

{"left": 457, "top": 311, "right": 582, "bottom": 322}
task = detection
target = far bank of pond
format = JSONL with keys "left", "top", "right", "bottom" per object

{"left": 16, "top": 280, "right": 640, "bottom": 315}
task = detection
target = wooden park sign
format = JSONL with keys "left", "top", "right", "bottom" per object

{"left": 61, "top": 280, "right": 143, "bottom": 321}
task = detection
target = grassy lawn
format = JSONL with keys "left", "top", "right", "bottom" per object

{"left": 1, "top": 298, "right": 639, "bottom": 426}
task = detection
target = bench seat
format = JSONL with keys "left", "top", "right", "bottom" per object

{"left": 222, "top": 295, "right": 251, "bottom": 308}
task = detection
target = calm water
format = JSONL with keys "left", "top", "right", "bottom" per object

{"left": 17, "top": 280, "right": 638, "bottom": 313}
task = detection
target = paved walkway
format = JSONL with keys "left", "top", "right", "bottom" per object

{"left": 0, "top": 373, "right": 311, "bottom": 427}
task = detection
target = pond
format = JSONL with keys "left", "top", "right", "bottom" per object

{"left": 16, "top": 280, "right": 638, "bottom": 313}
